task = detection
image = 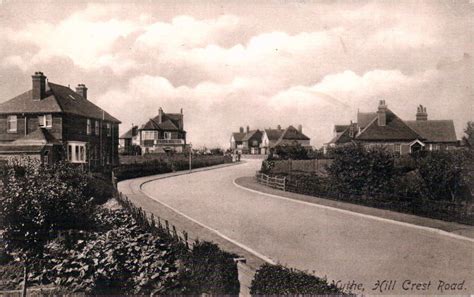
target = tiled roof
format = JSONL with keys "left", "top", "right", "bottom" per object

{"left": 0, "top": 82, "right": 120, "bottom": 123}
{"left": 0, "top": 145, "right": 45, "bottom": 153}
{"left": 405, "top": 120, "right": 457, "bottom": 143}
{"left": 264, "top": 129, "right": 284, "bottom": 141}
{"left": 356, "top": 109, "right": 421, "bottom": 141}
{"left": 232, "top": 132, "right": 246, "bottom": 142}
{"left": 357, "top": 112, "right": 377, "bottom": 129}
{"left": 141, "top": 112, "right": 184, "bottom": 132}
{"left": 242, "top": 130, "right": 260, "bottom": 141}
{"left": 273, "top": 125, "right": 310, "bottom": 147}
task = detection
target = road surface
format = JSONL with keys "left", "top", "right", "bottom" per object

{"left": 139, "top": 159, "right": 473, "bottom": 295}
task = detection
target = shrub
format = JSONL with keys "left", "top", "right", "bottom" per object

{"left": 250, "top": 263, "right": 343, "bottom": 295}
{"left": 273, "top": 143, "right": 310, "bottom": 160}
{"left": 327, "top": 144, "right": 395, "bottom": 194}
{"left": 84, "top": 175, "right": 116, "bottom": 205}
{"left": 174, "top": 241, "right": 240, "bottom": 295}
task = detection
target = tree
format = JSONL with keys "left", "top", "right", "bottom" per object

{"left": 462, "top": 121, "right": 474, "bottom": 148}
{"left": 274, "top": 143, "right": 310, "bottom": 160}
{"left": 0, "top": 159, "right": 95, "bottom": 295}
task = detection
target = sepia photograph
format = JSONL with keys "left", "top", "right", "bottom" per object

{"left": 0, "top": 0, "right": 472, "bottom": 296}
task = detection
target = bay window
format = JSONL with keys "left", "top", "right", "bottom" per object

{"left": 7, "top": 115, "right": 17, "bottom": 133}
{"left": 67, "top": 141, "right": 87, "bottom": 163}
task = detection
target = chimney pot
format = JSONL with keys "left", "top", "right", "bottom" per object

{"left": 32, "top": 71, "right": 46, "bottom": 100}
{"left": 246, "top": 126, "right": 250, "bottom": 133}
{"left": 75, "top": 84, "right": 88, "bottom": 100}
{"left": 298, "top": 124, "right": 302, "bottom": 133}
{"left": 158, "top": 107, "right": 163, "bottom": 124}
{"left": 239, "top": 127, "right": 244, "bottom": 133}
{"left": 416, "top": 104, "right": 428, "bottom": 121}
{"left": 277, "top": 125, "right": 281, "bottom": 130}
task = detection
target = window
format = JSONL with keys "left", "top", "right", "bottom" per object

{"left": 67, "top": 142, "right": 87, "bottom": 163}
{"left": 143, "top": 131, "right": 157, "bottom": 140}
{"left": 87, "top": 119, "right": 91, "bottom": 135}
{"left": 7, "top": 115, "right": 17, "bottom": 133}
{"left": 95, "top": 120, "right": 100, "bottom": 135}
{"left": 38, "top": 114, "right": 52, "bottom": 128}
{"left": 394, "top": 144, "right": 401, "bottom": 154}
{"left": 164, "top": 132, "right": 171, "bottom": 140}
{"left": 106, "top": 123, "right": 111, "bottom": 136}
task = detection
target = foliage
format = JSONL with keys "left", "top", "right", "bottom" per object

{"left": 273, "top": 143, "right": 310, "bottom": 160}
{"left": 260, "top": 159, "right": 275, "bottom": 174}
{"left": 0, "top": 160, "right": 95, "bottom": 258}
{"left": 250, "top": 263, "right": 343, "bottom": 295}
{"left": 462, "top": 121, "right": 474, "bottom": 148}
{"left": 327, "top": 144, "right": 395, "bottom": 194}
{"left": 26, "top": 208, "right": 180, "bottom": 295}
{"left": 115, "top": 155, "right": 230, "bottom": 181}
{"left": 174, "top": 241, "right": 239, "bottom": 295}
{"left": 83, "top": 175, "right": 116, "bottom": 205}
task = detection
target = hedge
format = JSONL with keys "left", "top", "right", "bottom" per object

{"left": 114, "top": 155, "right": 232, "bottom": 181}
{"left": 250, "top": 263, "right": 344, "bottom": 295}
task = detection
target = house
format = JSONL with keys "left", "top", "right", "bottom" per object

{"left": 137, "top": 107, "right": 186, "bottom": 154}
{"left": 324, "top": 100, "right": 458, "bottom": 155}
{"left": 230, "top": 124, "right": 311, "bottom": 155}
{"left": 230, "top": 127, "right": 246, "bottom": 154}
{"left": 119, "top": 125, "right": 139, "bottom": 154}
{"left": 0, "top": 72, "right": 121, "bottom": 169}
{"left": 261, "top": 125, "right": 311, "bottom": 154}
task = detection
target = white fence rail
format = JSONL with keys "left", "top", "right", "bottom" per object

{"left": 256, "top": 172, "right": 286, "bottom": 191}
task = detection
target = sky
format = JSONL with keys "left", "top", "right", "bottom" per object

{"left": 0, "top": 0, "right": 472, "bottom": 148}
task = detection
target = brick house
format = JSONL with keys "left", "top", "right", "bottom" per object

{"left": 0, "top": 72, "right": 120, "bottom": 169}
{"left": 137, "top": 107, "right": 186, "bottom": 154}
{"left": 324, "top": 100, "right": 458, "bottom": 155}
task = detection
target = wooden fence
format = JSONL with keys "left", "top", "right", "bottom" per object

{"left": 256, "top": 172, "right": 286, "bottom": 191}
{"left": 270, "top": 159, "right": 333, "bottom": 175}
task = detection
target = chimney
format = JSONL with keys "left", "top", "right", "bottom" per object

{"left": 180, "top": 108, "right": 183, "bottom": 115}
{"left": 76, "top": 84, "right": 88, "bottom": 100}
{"left": 377, "top": 100, "right": 387, "bottom": 126}
{"left": 298, "top": 124, "right": 302, "bottom": 133}
{"left": 416, "top": 104, "right": 428, "bottom": 121}
{"left": 158, "top": 107, "right": 163, "bottom": 124}
{"left": 277, "top": 125, "right": 281, "bottom": 130}
{"left": 246, "top": 126, "right": 250, "bottom": 133}
{"left": 239, "top": 127, "right": 244, "bottom": 133}
{"left": 32, "top": 72, "right": 46, "bottom": 100}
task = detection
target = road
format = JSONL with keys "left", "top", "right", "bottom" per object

{"left": 138, "top": 159, "right": 473, "bottom": 295}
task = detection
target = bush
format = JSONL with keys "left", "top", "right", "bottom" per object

{"left": 84, "top": 175, "right": 116, "bottom": 205}
{"left": 327, "top": 144, "right": 395, "bottom": 195}
{"left": 250, "top": 263, "right": 343, "bottom": 295}
{"left": 174, "top": 241, "right": 240, "bottom": 295}
{"left": 273, "top": 143, "right": 310, "bottom": 160}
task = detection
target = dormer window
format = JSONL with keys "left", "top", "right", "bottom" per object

{"left": 7, "top": 115, "right": 17, "bottom": 133}
{"left": 38, "top": 114, "right": 52, "bottom": 128}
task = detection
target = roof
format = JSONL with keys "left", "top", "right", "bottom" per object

{"left": 334, "top": 125, "right": 350, "bottom": 133}
{"left": 232, "top": 132, "right": 246, "bottom": 142}
{"left": 273, "top": 125, "right": 310, "bottom": 147}
{"left": 0, "top": 82, "right": 120, "bottom": 123}
{"left": 357, "top": 112, "right": 377, "bottom": 129}
{"left": 264, "top": 129, "right": 284, "bottom": 141}
{"left": 0, "top": 128, "right": 60, "bottom": 154}
{"left": 405, "top": 120, "right": 457, "bottom": 143}
{"left": 141, "top": 111, "right": 184, "bottom": 132}
{"left": 120, "top": 126, "right": 138, "bottom": 139}
{"left": 242, "top": 130, "right": 262, "bottom": 141}
{"left": 356, "top": 109, "right": 422, "bottom": 141}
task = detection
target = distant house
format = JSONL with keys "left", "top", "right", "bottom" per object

{"left": 137, "top": 107, "right": 186, "bottom": 154}
{"left": 230, "top": 127, "right": 246, "bottom": 154}
{"left": 0, "top": 72, "right": 120, "bottom": 169}
{"left": 324, "top": 100, "right": 458, "bottom": 155}
{"left": 230, "top": 124, "right": 311, "bottom": 155}
{"left": 119, "top": 125, "right": 139, "bottom": 154}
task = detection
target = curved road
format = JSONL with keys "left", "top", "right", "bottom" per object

{"left": 140, "top": 160, "right": 473, "bottom": 295}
